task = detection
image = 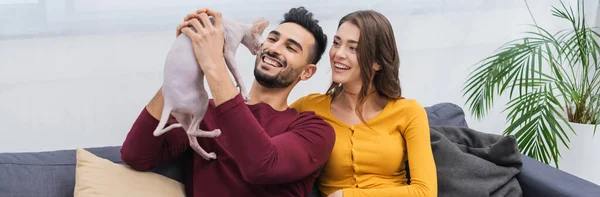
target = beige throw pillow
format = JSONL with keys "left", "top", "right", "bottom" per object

{"left": 73, "top": 148, "right": 185, "bottom": 197}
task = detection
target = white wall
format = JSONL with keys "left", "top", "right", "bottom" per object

{"left": 1, "top": 0, "right": 597, "bottom": 155}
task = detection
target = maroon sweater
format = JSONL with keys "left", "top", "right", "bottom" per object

{"left": 120, "top": 94, "right": 335, "bottom": 197}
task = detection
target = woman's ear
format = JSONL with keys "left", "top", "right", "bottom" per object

{"left": 373, "top": 63, "right": 382, "bottom": 71}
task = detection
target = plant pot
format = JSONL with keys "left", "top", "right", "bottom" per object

{"left": 557, "top": 122, "right": 600, "bottom": 185}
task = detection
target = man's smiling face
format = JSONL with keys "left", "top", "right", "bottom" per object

{"left": 253, "top": 22, "right": 316, "bottom": 88}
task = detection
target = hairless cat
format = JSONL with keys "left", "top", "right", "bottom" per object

{"left": 152, "top": 16, "right": 269, "bottom": 160}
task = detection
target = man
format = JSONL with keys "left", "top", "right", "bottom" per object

{"left": 120, "top": 6, "right": 335, "bottom": 197}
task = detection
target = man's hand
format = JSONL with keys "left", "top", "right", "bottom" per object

{"left": 179, "top": 9, "right": 237, "bottom": 106}
{"left": 176, "top": 8, "right": 209, "bottom": 37}
{"left": 328, "top": 190, "right": 343, "bottom": 197}
{"left": 180, "top": 9, "right": 226, "bottom": 73}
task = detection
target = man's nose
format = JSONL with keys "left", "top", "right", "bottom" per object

{"left": 266, "top": 41, "right": 283, "bottom": 55}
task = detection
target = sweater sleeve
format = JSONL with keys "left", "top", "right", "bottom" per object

{"left": 120, "top": 107, "right": 190, "bottom": 171}
{"left": 342, "top": 104, "right": 438, "bottom": 197}
{"left": 212, "top": 93, "right": 336, "bottom": 184}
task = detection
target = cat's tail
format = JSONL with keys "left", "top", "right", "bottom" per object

{"left": 152, "top": 106, "right": 181, "bottom": 136}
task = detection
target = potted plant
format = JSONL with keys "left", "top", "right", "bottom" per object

{"left": 462, "top": 0, "right": 599, "bottom": 181}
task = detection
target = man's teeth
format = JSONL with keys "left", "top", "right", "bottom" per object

{"left": 335, "top": 63, "right": 350, "bottom": 70}
{"left": 263, "top": 57, "right": 282, "bottom": 68}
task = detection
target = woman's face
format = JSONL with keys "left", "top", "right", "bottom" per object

{"left": 329, "top": 21, "right": 362, "bottom": 87}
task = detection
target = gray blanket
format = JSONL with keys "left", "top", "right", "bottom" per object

{"left": 413, "top": 126, "right": 523, "bottom": 197}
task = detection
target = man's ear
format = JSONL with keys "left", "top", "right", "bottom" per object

{"left": 300, "top": 64, "right": 317, "bottom": 81}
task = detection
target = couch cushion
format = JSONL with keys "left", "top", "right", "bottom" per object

{"left": 73, "top": 148, "right": 185, "bottom": 197}
{"left": 428, "top": 126, "right": 522, "bottom": 196}
{"left": 0, "top": 146, "right": 183, "bottom": 197}
{"left": 425, "top": 102, "right": 469, "bottom": 127}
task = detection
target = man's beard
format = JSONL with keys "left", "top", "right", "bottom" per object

{"left": 253, "top": 50, "right": 302, "bottom": 89}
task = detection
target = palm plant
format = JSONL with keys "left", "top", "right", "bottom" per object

{"left": 462, "top": 0, "right": 600, "bottom": 167}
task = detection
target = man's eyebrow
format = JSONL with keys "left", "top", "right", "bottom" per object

{"left": 269, "top": 30, "right": 303, "bottom": 52}
{"left": 334, "top": 35, "right": 358, "bottom": 44}
{"left": 269, "top": 30, "right": 280, "bottom": 36}
{"left": 287, "top": 38, "right": 303, "bottom": 52}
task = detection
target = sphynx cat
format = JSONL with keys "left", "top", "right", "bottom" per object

{"left": 152, "top": 16, "right": 269, "bottom": 160}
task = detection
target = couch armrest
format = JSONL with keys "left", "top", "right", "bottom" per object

{"left": 517, "top": 154, "right": 600, "bottom": 197}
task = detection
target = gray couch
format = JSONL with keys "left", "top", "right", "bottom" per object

{"left": 2, "top": 103, "right": 600, "bottom": 197}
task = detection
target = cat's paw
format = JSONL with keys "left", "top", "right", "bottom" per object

{"left": 205, "top": 152, "right": 217, "bottom": 160}
{"left": 242, "top": 92, "right": 251, "bottom": 102}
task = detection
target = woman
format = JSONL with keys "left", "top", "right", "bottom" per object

{"left": 290, "top": 10, "right": 438, "bottom": 197}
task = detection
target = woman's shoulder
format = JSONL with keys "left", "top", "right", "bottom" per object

{"left": 389, "top": 97, "right": 425, "bottom": 110}
{"left": 290, "top": 93, "right": 331, "bottom": 112}
{"left": 387, "top": 98, "right": 427, "bottom": 122}
{"left": 301, "top": 93, "right": 330, "bottom": 101}
{"left": 386, "top": 98, "right": 430, "bottom": 133}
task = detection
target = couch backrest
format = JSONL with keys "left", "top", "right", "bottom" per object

{"left": 0, "top": 146, "right": 123, "bottom": 197}
{"left": 0, "top": 146, "right": 184, "bottom": 197}
{"left": 424, "top": 102, "right": 469, "bottom": 127}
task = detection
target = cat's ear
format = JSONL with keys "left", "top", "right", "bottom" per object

{"left": 251, "top": 18, "right": 269, "bottom": 34}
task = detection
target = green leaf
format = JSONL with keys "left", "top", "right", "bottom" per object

{"left": 463, "top": 0, "right": 600, "bottom": 165}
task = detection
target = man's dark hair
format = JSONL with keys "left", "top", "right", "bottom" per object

{"left": 280, "top": 7, "right": 327, "bottom": 65}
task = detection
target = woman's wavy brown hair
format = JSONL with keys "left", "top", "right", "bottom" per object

{"left": 326, "top": 10, "right": 403, "bottom": 125}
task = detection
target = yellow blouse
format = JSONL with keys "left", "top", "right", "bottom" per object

{"left": 290, "top": 93, "right": 437, "bottom": 197}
